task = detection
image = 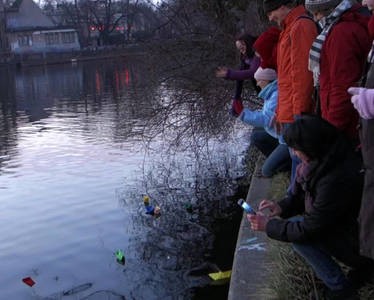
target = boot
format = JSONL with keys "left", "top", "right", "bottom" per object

{"left": 323, "top": 285, "right": 359, "bottom": 300}
{"left": 347, "top": 260, "right": 374, "bottom": 289}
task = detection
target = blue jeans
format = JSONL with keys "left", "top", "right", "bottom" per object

{"left": 293, "top": 242, "right": 349, "bottom": 290}
{"left": 278, "top": 123, "right": 301, "bottom": 193}
{"left": 289, "top": 217, "right": 367, "bottom": 291}
{"left": 250, "top": 128, "right": 291, "bottom": 177}
{"left": 250, "top": 127, "right": 278, "bottom": 157}
{"left": 262, "top": 143, "right": 291, "bottom": 177}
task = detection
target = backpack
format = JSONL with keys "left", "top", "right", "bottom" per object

{"left": 297, "top": 14, "right": 322, "bottom": 34}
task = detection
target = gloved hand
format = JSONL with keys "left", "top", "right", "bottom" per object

{"left": 231, "top": 98, "right": 243, "bottom": 117}
{"left": 348, "top": 87, "right": 374, "bottom": 119}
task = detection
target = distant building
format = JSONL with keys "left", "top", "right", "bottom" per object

{"left": 4, "top": 0, "right": 80, "bottom": 54}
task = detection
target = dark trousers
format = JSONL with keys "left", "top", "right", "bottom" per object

{"left": 250, "top": 127, "right": 291, "bottom": 177}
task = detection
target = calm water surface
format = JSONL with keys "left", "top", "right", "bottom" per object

{"left": 0, "top": 58, "right": 250, "bottom": 299}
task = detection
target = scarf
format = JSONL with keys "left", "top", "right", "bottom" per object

{"left": 308, "top": 0, "right": 354, "bottom": 86}
{"left": 290, "top": 160, "right": 313, "bottom": 195}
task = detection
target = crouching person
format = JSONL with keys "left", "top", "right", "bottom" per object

{"left": 240, "top": 67, "right": 290, "bottom": 177}
{"left": 247, "top": 115, "right": 374, "bottom": 299}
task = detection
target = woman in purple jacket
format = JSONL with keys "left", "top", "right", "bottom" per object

{"left": 216, "top": 33, "right": 260, "bottom": 116}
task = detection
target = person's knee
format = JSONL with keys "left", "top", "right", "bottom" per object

{"left": 292, "top": 242, "right": 308, "bottom": 255}
{"left": 292, "top": 242, "right": 301, "bottom": 252}
{"left": 261, "top": 164, "right": 273, "bottom": 177}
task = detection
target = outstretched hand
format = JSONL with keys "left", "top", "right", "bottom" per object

{"left": 216, "top": 67, "right": 228, "bottom": 78}
{"left": 247, "top": 213, "right": 269, "bottom": 232}
{"left": 258, "top": 199, "right": 282, "bottom": 217}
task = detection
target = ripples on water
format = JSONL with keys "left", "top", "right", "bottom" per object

{"left": 0, "top": 59, "right": 252, "bottom": 299}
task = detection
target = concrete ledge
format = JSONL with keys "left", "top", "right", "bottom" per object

{"left": 228, "top": 164, "right": 272, "bottom": 300}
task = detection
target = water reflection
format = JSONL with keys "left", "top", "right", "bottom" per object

{"left": 0, "top": 57, "right": 251, "bottom": 299}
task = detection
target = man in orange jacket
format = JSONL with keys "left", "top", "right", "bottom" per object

{"left": 263, "top": 0, "right": 318, "bottom": 184}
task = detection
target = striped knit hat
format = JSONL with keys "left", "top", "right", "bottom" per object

{"left": 305, "top": 0, "right": 342, "bottom": 12}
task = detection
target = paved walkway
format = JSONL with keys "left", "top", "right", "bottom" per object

{"left": 228, "top": 165, "right": 274, "bottom": 300}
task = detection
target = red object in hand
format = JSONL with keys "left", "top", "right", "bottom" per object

{"left": 22, "top": 277, "right": 35, "bottom": 287}
{"left": 231, "top": 98, "right": 243, "bottom": 117}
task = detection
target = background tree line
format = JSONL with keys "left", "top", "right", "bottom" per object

{"left": 38, "top": 0, "right": 272, "bottom": 47}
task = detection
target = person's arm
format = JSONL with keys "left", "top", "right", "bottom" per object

{"left": 266, "top": 168, "right": 362, "bottom": 243}
{"left": 248, "top": 193, "right": 303, "bottom": 232}
{"left": 289, "top": 19, "right": 317, "bottom": 118}
{"left": 240, "top": 108, "right": 267, "bottom": 127}
{"left": 226, "top": 56, "right": 260, "bottom": 81}
{"left": 326, "top": 24, "right": 371, "bottom": 129}
{"left": 240, "top": 83, "right": 278, "bottom": 126}
{"left": 277, "top": 193, "right": 305, "bottom": 219}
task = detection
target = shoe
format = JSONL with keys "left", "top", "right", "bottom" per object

{"left": 323, "top": 285, "right": 359, "bottom": 300}
{"left": 347, "top": 263, "right": 374, "bottom": 289}
{"left": 308, "top": 290, "right": 321, "bottom": 300}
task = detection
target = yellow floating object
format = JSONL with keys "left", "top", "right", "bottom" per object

{"left": 143, "top": 195, "right": 150, "bottom": 205}
{"left": 208, "top": 270, "right": 232, "bottom": 281}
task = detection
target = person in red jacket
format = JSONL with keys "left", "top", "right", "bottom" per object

{"left": 306, "top": 0, "right": 371, "bottom": 143}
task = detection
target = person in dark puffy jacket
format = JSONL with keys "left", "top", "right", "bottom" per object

{"left": 248, "top": 115, "right": 374, "bottom": 300}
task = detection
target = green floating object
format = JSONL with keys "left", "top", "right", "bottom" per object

{"left": 115, "top": 250, "right": 125, "bottom": 265}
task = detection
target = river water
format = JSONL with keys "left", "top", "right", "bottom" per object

{"left": 0, "top": 57, "right": 252, "bottom": 299}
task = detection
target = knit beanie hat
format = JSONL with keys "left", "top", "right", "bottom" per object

{"left": 254, "top": 67, "right": 277, "bottom": 81}
{"left": 263, "top": 0, "right": 292, "bottom": 14}
{"left": 305, "top": 0, "right": 342, "bottom": 12}
{"left": 253, "top": 26, "right": 281, "bottom": 70}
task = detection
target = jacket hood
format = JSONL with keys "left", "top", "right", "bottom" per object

{"left": 340, "top": 4, "right": 370, "bottom": 30}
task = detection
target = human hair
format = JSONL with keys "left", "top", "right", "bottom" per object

{"left": 319, "top": 7, "right": 335, "bottom": 16}
{"left": 235, "top": 32, "right": 257, "bottom": 58}
{"left": 283, "top": 115, "right": 340, "bottom": 160}
{"left": 285, "top": 0, "right": 298, "bottom": 9}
